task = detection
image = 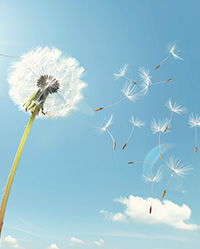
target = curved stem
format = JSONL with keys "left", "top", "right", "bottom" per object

{"left": 107, "top": 129, "right": 116, "bottom": 149}
{"left": 0, "top": 109, "right": 37, "bottom": 238}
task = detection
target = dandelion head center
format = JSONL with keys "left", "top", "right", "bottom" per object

{"left": 37, "top": 75, "right": 60, "bottom": 94}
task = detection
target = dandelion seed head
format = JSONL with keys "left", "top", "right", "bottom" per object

{"left": 121, "top": 84, "right": 141, "bottom": 103}
{"left": 139, "top": 67, "right": 151, "bottom": 82}
{"left": 95, "top": 114, "right": 114, "bottom": 133}
{"left": 143, "top": 169, "right": 163, "bottom": 183}
{"left": 188, "top": 113, "right": 200, "bottom": 128}
{"left": 166, "top": 98, "right": 187, "bottom": 114}
{"left": 168, "top": 44, "right": 183, "bottom": 61}
{"left": 140, "top": 79, "right": 151, "bottom": 95}
{"left": 151, "top": 118, "right": 170, "bottom": 134}
{"left": 139, "top": 67, "right": 152, "bottom": 94}
{"left": 114, "top": 64, "right": 128, "bottom": 80}
{"left": 130, "top": 115, "right": 145, "bottom": 128}
{"left": 8, "top": 47, "right": 87, "bottom": 118}
{"left": 165, "top": 155, "right": 192, "bottom": 177}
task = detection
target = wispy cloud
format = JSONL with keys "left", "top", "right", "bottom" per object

{"left": 6, "top": 226, "right": 38, "bottom": 237}
{"left": 94, "top": 231, "right": 187, "bottom": 242}
{"left": 94, "top": 239, "right": 104, "bottom": 246}
{"left": 69, "top": 237, "right": 85, "bottom": 247}
{"left": 100, "top": 195, "right": 199, "bottom": 231}
{"left": 100, "top": 210, "right": 127, "bottom": 222}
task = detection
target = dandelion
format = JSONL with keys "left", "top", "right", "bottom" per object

{"left": 155, "top": 44, "right": 183, "bottom": 70}
{"left": 122, "top": 116, "right": 145, "bottom": 150}
{"left": 0, "top": 47, "right": 87, "bottom": 237}
{"left": 151, "top": 118, "right": 170, "bottom": 160}
{"left": 143, "top": 169, "right": 162, "bottom": 214}
{"left": 139, "top": 67, "right": 172, "bottom": 94}
{"left": 164, "top": 98, "right": 187, "bottom": 132}
{"left": 161, "top": 156, "right": 192, "bottom": 198}
{"left": 94, "top": 83, "right": 141, "bottom": 111}
{"left": 188, "top": 113, "right": 200, "bottom": 153}
{"left": 96, "top": 114, "right": 116, "bottom": 149}
{"left": 114, "top": 64, "right": 137, "bottom": 84}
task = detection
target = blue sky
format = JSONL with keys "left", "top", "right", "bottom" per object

{"left": 0, "top": 0, "right": 200, "bottom": 248}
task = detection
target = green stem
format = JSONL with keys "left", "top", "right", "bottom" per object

{"left": 0, "top": 109, "right": 37, "bottom": 238}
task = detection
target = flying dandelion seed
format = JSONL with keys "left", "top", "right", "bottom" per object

{"left": 95, "top": 114, "right": 116, "bottom": 150}
{"left": 188, "top": 113, "right": 200, "bottom": 153}
{"left": 161, "top": 156, "right": 192, "bottom": 198}
{"left": 128, "top": 161, "right": 156, "bottom": 167}
{"left": 94, "top": 83, "right": 141, "bottom": 111}
{"left": 114, "top": 64, "right": 137, "bottom": 84}
{"left": 122, "top": 116, "right": 145, "bottom": 150}
{"left": 139, "top": 67, "right": 173, "bottom": 95}
{"left": 155, "top": 44, "right": 183, "bottom": 70}
{"left": 164, "top": 98, "right": 187, "bottom": 132}
{"left": 151, "top": 118, "right": 170, "bottom": 160}
{"left": 143, "top": 169, "right": 162, "bottom": 214}
{"left": 0, "top": 47, "right": 87, "bottom": 237}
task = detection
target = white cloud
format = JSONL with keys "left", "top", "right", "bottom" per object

{"left": 69, "top": 237, "right": 85, "bottom": 246}
{"left": 2, "top": 235, "right": 24, "bottom": 249}
{"left": 47, "top": 244, "right": 60, "bottom": 249}
{"left": 94, "top": 239, "right": 104, "bottom": 246}
{"left": 99, "top": 210, "right": 127, "bottom": 222}
{"left": 100, "top": 195, "right": 199, "bottom": 230}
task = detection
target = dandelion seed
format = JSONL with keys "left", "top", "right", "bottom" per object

{"left": 151, "top": 118, "right": 170, "bottom": 160}
{"left": 114, "top": 64, "right": 137, "bottom": 84}
{"left": 161, "top": 156, "right": 192, "bottom": 198}
{"left": 164, "top": 98, "right": 187, "bottom": 132}
{"left": 0, "top": 47, "right": 87, "bottom": 237}
{"left": 139, "top": 67, "right": 173, "bottom": 94}
{"left": 94, "top": 83, "right": 141, "bottom": 111}
{"left": 189, "top": 113, "right": 200, "bottom": 153}
{"left": 143, "top": 169, "right": 162, "bottom": 214}
{"left": 122, "top": 116, "right": 145, "bottom": 150}
{"left": 155, "top": 44, "right": 183, "bottom": 70}
{"left": 95, "top": 114, "right": 116, "bottom": 150}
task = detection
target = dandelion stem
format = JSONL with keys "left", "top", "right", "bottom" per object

{"left": 151, "top": 79, "right": 173, "bottom": 86}
{"left": 195, "top": 126, "right": 197, "bottom": 153}
{"left": 128, "top": 161, "right": 156, "bottom": 167}
{"left": 0, "top": 109, "right": 37, "bottom": 238}
{"left": 165, "top": 172, "right": 174, "bottom": 191}
{"left": 159, "top": 132, "right": 162, "bottom": 160}
{"left": 103, "top": 97, "right": 126, "bottom": 109}
{"left": 162, "top": 160, "right": 180, "bottom": 198}
{"left": 159, "top": 54, "right": 171, "bottom": 67}
{"left": 149, "top": 181, "right": 154, "bottom": 214}
{"left": 0, "top": 53, "right": 21, "bottom": 59}
{"left": 123, "top": 75, "right": 137, "bottom": 84}
{"left": 122, "top": 125, "right": 135, "bottom": 149}
{"left": 169, "top": 111, "right": 174, "bottom": 124}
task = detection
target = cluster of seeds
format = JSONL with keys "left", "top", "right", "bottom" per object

{"left": 94, "top": 44, "right": 196, "bottom": 214}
